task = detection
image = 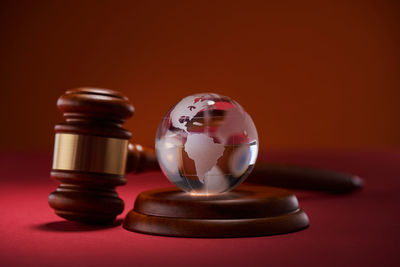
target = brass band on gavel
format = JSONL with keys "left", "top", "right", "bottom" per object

{"left": 52, "top": 133, "right": 129, "bottom": 176}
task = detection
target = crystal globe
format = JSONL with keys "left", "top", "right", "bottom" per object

{"left": 156, "top": 93, "right": 259, "bottom": 195}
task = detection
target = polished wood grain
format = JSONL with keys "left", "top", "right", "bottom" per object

{"left": 123, "top": 185, "right": 309, "bottom": 237}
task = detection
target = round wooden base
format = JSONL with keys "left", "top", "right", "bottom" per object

{"left": 123, "top": 185, "right": 309, "bottom": 238}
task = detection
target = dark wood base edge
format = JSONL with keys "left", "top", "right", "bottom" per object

{"left": 123, "top": 209, "right": 309, "bottom": 238}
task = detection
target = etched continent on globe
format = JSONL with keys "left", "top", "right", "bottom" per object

{"left": 170, "top": 95, "right": 212, "bottom": 132}
{"left": 156, "top": 93, "right": 259, "bottom": 195}
{"left": 184, "top": 133, "right": 225, "bottom": 183}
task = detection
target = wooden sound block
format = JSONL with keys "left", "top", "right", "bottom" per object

{"left": 123, "top": 185, "right": 309, "bottom": 238}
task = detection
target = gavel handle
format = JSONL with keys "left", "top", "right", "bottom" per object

{"left": 127, "top": 144, "right": 364, "bottom": 193}
{"left": 126, "top": 143, "right": 160, "bottom": 174}
{"left": 247, "top": 163, "right": 364, "bottom": 194}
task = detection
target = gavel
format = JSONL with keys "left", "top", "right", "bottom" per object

{"left": 48, "top": 88, "right": 363, "bottom": 224}
{"left": 48, "top": 88, "right": 159, "bottom": 223}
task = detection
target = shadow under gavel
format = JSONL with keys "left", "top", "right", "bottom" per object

{"left": 49, "top": 88, "right": 363, "bottom": 224}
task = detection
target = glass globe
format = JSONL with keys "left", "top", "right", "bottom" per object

{"left": 156, "top": 93, "right": 258, "bottom": 195}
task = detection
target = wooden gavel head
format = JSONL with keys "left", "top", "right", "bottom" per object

{"left": 48, "top": 88, "right": 158, "bottom": 224}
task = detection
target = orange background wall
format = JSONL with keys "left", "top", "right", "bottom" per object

{"left": 0, "top": 0, "right": 399, "bottom": 151}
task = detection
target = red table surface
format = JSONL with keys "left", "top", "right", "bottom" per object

{"left": 0, "top": 149, "right": 399, "bottom": 267}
